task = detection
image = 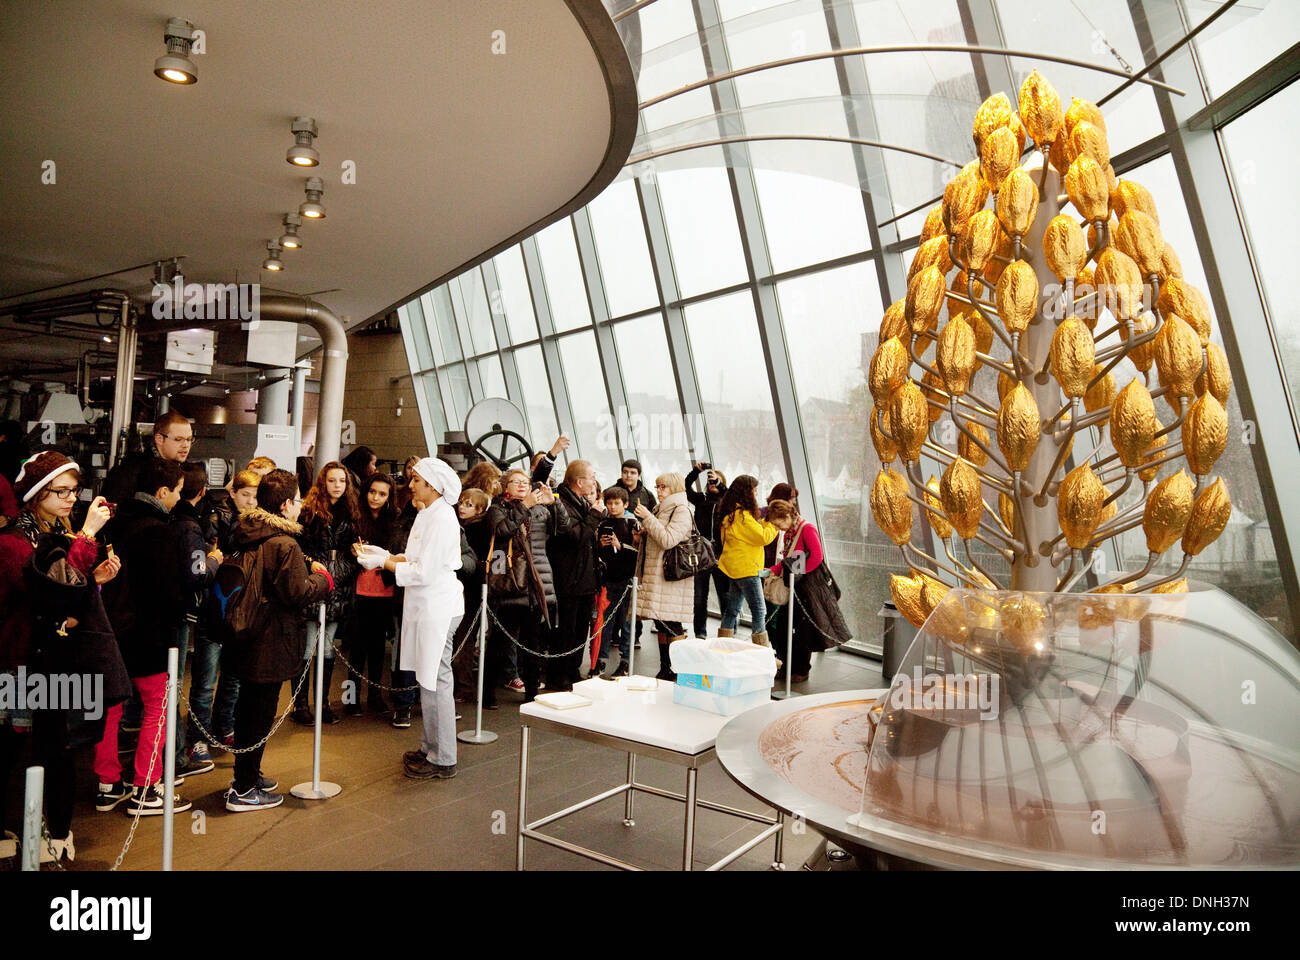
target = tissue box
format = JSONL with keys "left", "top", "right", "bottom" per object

{"left": 672, "top": 682, "right": 771, "bottom": 716}
{"left": 674, "top": 673, "right": 770, "bottom": 697}
{"left": 670, "top": 637, "right": 777, "bottom": 678}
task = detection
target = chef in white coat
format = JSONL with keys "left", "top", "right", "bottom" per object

{"left": 372, "top": 457, "right": 464, "bottom": 779}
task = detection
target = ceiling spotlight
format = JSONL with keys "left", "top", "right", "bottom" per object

{"left": 154, "top": 18, "right": 198, "bottom": 84}
{"left": 279, "top": 213, "right": 303, "bottom": 249}
{"left": 286, "top": 117, "right": 320, "bottom": 167}
{"left": 299, "top": 177, "right": 325, "bottom": 219}
{"left": 263, "top": 240, "right": 284, "bottom": 272}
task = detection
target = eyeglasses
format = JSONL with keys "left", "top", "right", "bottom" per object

{"left": 292, "top": 497, "right": 303, "bottom": 505}
{"left": 164, "top": 435, "right": 195, "bottom": 446}
{"left": 46, "top": 486, "right": 80, "bottom": 501}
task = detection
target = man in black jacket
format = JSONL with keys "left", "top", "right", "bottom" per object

{"left": 618, "top": 459, "right": 656, "bottom": 513}
{"left": 685, "top": 462, "right": 729, "bottom": 638}
{"left": 547, "top": 460, "right": 602, "bottom": 690}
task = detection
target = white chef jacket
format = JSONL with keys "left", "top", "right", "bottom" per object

{"left": 394, "top": 497, "right": 465, "bottom": 688}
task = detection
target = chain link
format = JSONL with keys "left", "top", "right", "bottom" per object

{"left": 38, "top": 817, "right": 66, "bottom": 871}
{"left": 764, "top": 578, "right": 853, "bottom": 646}
{"left": 326, "top": 604, "right": 482, "bottom": 694}
{"left": 486, "top": 582, "right": 632, "bottom": 659}
{"left": 182, "top": 654, "right": 315, "bottom": 755}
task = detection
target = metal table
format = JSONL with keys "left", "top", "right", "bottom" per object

{"left": 516, "top": 679, "right": 786, "bottom": 871}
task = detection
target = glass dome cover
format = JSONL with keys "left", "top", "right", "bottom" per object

{"left": 852, "top": 583, "right": 1300, "bottom": 868}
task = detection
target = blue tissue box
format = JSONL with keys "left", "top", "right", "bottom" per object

{"left": 672, "top": 682, "right": 771, "bottom": 716}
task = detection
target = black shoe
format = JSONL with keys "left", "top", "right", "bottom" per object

{"left": 405, "top": 759, "right": 456, "bottom": 780}
{"left": 403, "top": 749, "right": 427, "bottom": 767}
{"left": 175, "top": 754, "right": 215, "bottom": 778}
{"left": 322, "top": 706, "right": 341, "bottom": 725}
{"left": 290, "top": 707, "right": 314, "bottom": 726}
{"left": 95, "top": 780, "right": 131, "bottom": 812}
{"left": 344, "top": 703, "right": 363, "bottom": 718}
{"left": 391, "top": 708, "right": 413, "bottom": 729}
{"left": 611, "top": 661, "right": 629, "bottom": 678}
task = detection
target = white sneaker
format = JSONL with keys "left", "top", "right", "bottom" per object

{"left": 125, "top": 784, "right": 192, "bottom": 816}
{"left": 39, "top": 829, "right": 75, "bottom": 864}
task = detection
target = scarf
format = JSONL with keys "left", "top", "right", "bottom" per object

{"left": 13, "top": 509, "right": 73, "bottom": 547}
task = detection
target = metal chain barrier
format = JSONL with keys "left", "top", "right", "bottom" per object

{"left": 181, "top": 651, "right": 316, "bottom": 755}
{"left": 38, "top": 816, "right": 66, "bottom": 871}
{"left": 325, "top": 603, "right": 483, "bottom": 694}
{"left": 111, "top": 679, "right": 170, "bottom": 872}
{"left": 791, "top": 584, "right": 851, "bottom": 646}
{"left": 486, "top": 581, "right": 632, "bottom": 659}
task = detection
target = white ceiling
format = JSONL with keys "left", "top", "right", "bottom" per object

{"left": 0, "top": 0, "right": 634, "bottom": 341}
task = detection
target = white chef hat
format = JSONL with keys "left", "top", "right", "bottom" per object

{"left": 413, "top": 457, "right": 461, "bottom": 502}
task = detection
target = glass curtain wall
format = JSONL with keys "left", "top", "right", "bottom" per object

{"left": 397, "top": 0, "right": 1300, "bottom": 644}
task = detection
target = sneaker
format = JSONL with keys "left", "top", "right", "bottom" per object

{"left": 227, "top": 774, "right": 277, "bottom": 793}
{"left": 505, "top": 678, "right": 525, "bottom": 693}
{"left": 391, "top": 708, "right": 412, "bottom": 729}
{"left": 611, "top": 661, "right": 629, "bottom": 678}
{"left": 175, "top": 754, "right": 215, "bottom": 778}
{"left": 404, "top": 758, "right": 456, "bottom": 780}
{"left": 39, "top": 829, "right": 75, "bottom": 865}
{"left": 189, "top": 742, "right": 212, "bottom": 764}
{"left": 95, "top": 780, "right": 131, "bottom": 812}
{"left": 225, "top": 786, "right": 284, "bottom": 813}
{"left": 322, "top": 706, "right": 341, "bottom": 725}
{"left": 219, "top": 732, "right": 235, "bottom": 747}
{"left": 125, "top": 784, "right": 192, "bottom": 817}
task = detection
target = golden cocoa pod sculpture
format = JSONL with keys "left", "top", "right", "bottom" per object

{"left": 868, "top": 336, "right": 909, "bottom": 405}
{"left": 997, "top": 383, "right": 1040, "bottom": 471}
{"left": 937, "top": 315, "right": 977, "bottom": 396}
{"left": 1058, "top": 463, "right": 1106, "bottom": 549}
{"left": 924, "top": 475, "right": 952, "bottom": 540}
{"left": 889, "top": 379, "right": 928, "bottom": 463}
{"left": 996, "top": 259, "right": 1039, "bottom": 333}
{"left": 996, "top": 168, "right": 1039, "bottom": 237}
{"left": 871, "top": 468, "right": 913, "bottom": 546}
{"left": 939, "top": 457, "right": 983, "bottom": 540}
{"left": 1111, "top": 379, "right": 1157, "bottom": 468}
{"left": 1050, "top": 317, "right": 1096, "bottom": 398}
{"left": 1018, "top": 69, "right": 1062, "bottom": 146}
{"left": 867, "top": 72, "right": 1236, "bottom": 605}
{"left": 870, "top": 403, "right": 896, "bottom": 465}
{"left": 1182, "top": 479, "right": 1232, "bottom": 556}
{"left": 1182, "top": 392, "right": 1228, "bottom": 476}
{"left": 1042, "top": 214, "right": 1087, "bottom": 281}
{"left": 1153, "top": 579, "right": 1188, "bottom": 594}
{"left": 1144, "top": 469, "right": 1195, "bottom": 553}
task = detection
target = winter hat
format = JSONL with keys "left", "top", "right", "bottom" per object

{"left": 14, "top": 451, "right": 80, "bottom": 504}
{"left": 413, "top": 457, "right": 461, "bottom": 503}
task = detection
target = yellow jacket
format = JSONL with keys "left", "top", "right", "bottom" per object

{"left": 717, "top": 509, "right": 779, "bottom": 579}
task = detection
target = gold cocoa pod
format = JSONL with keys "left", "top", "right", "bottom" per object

{"left": 998, "top": 491, "right": 1016, "bottom": 534}
{"left": 1160, "top": 244, "right": 1183, "bottom": 281}
{"left": 908, "top": 235, "right": 953, "bottom": 283}
{"left": 889, "top": 379, "right": 928, "bottom": 463}
{"left": 997, "top": 383, "right": 1040, "bottom": 471}
{"left": 880, "top": 298, "right": 908, "bottom": 343}
{"left": 958, "top": 419, "right": 990, "bottom": 467}
{"left": 919, "top": 577, "right": 956, "bottom": 636}
{"left": 1068, "top": 120, "right": 1110, "bottom": 168}
{"left": 1049, "top": 131, "right": 1071, "bottom": 176}
{"left": 1157, "top": 278, "right": 1212, "bottom": 345}
{"left": 920, "top": 204, "right": 945, "bottom": 245}
{"left": 1115, "top": 210, "right": 1164, "bottom": 277}
{"left": 937, "top": 317, "right": 977, "bottom": 397}
{"left": 948, "top": 271, "right": 986, "bottom": 320}
{"left": 868, "top": 336, "right": 909, "bottom": 405}
{"left": 1065, "top": 156, "right": 1109, "bottom": 222}
{"left": 960, "top": 209, "right": 1003, "bottom": 274}
{"left": 924, "top": 475, "right": 952, "bottom": 540}
{"left": 996, "top": 167, "right": 1039, "bottom": 237}
{"left": 1050, "top": 316, "right": 1096, "bottom": 398}
{"left": 890, "top": 573, "right": 928, "bottom": 629}
{"left": 997, "top": 369, "right": 1015, "bottom": 403}
{"left": 996, "top": 259, "right": 1039, "bottom": 333}
{"left": 1143, "top": 469, "right": 1195, "bottom": 553}
{"left": 1002, "top": 595, "right": 1046, "bottom": 652}
{"left": 870, "top": 468, "right": 913, "bottom": 546}
{"left": 1153, "top": 579, "right": 1188, "bottom": 594}
{"left": 942, "top": 161, "right": 989, "bottom": 235}
{"left": 1153, "top": 313, "right": 1202, "bottom": 398}
{"left": 1083, "top": 365, "right": 1116, "bottom": 415}
{"left": 870, "top": 403, "right": 897, "bottom": 465}
{"left": 1094, "top": 246, "right": 1145, "bottom": 321}
{"left": 1064, "top": 97, "right": 1106, "bottom": 136}
{"left": 920, "top": 369, "right": 946, "bottom": 424}
{"left": 1138, "top": 423, "right": 1164, "bottom": 483}
{"left": 905, "top": 265, "right": 946, "bottom": 335}
{"left": 979, "top": 124, "right": 1019, "bottom": 189}
{"left": 956, "top": 309, "right": 994, "bottom": 359}
{"left": 1112, "top": 179, "right": 1159, "bottom": 224}
{"left": 1183, "top": 479, "right": 1231, "bottom": 556}
{"left": 1058, "top": 463, "right": 1106, "bottom": 550}
{"left": 1196, "top": 342, "right": 1231, "bottom": 404}
{"left": 1018, "top": 69, "right": 1063, "bottom": 146}
{"left": 972, "top": 92, "right": 1024, "bottom": 152}
{"left": 1124, "top": 312, "right": 1156, "bottom": 374}
{"left": 1111, "top": 378, "right": 1157, "bottom": 468}
{"left": 1042, "top": 214, "right": 1087, "bottom": 281}
{"left": 1182, "top": 392, "right": 1228, "bottom": 476}
{"left": 939, "top": 457, "right": 984, "bottom": 540}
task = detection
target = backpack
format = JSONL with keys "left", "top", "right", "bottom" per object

{"left": 211, "top": 549, "right": 264, "bottom": 645}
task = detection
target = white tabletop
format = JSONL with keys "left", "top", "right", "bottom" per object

{"left": 519, "top": 678, "right": 757, "bottom": 755}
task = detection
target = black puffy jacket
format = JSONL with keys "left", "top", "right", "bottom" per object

{"left": 549, "top": 484, "right": 602, "bottom": 597}
{"left": 297, "top": 499, "right": 358, "bottom": 623}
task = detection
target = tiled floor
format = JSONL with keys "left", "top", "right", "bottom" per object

{"left": 7, "top": 627, "right": 884, "bottom": 871}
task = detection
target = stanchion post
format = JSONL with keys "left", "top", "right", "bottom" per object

{"left": 292, "top": 602, "right": 342, "bottom": 799}
{"left": 163, "top": 646, "right": 177, "bottom": 871}
{"left": 459, "top": 584, "right": 497, "bottom": 744}
{"left": 628, "top": 576, "right": 639, "bottom": 676}
{"left": 21, "top": 766, "right": 43, "bottom": 872}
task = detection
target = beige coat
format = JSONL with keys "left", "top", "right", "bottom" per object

{"left": 635, "top": 491, "right": 695, "bottom": 627}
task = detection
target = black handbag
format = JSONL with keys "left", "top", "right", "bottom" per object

{"left": 662, "top": 507, "right": 718, "bottom": 582}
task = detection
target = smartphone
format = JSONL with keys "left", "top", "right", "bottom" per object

{"left": 103, "top": 501, "right": 117, "bottom": 518}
